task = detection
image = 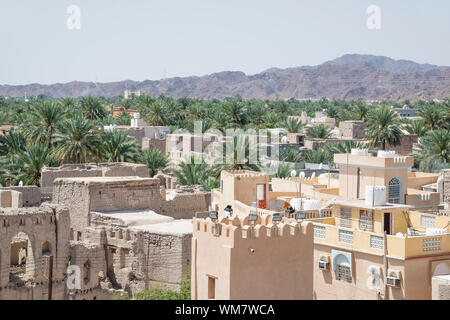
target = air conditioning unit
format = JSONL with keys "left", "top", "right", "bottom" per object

{"left": 318, "top": 261, "right": 329, "bottom": 270}
{"left": 318, "top": 255, "right": 330, "bottom": 270}
{"left": 386, "top": 270, "right": 401, "bottom": 287}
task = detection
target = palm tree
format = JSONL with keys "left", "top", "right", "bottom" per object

{"left": 173, "top": 155, "right": 211, "bottom": 186}
{"left": 304, "top": 149, "right": 333, "bottom": 164}
{"left": 81, "top": 97, "right": 107, "bottom": 120}
{"left": 60, "top": 97, "right": 79, "bottom": 117}
{"left": 222, "top": 99, "right": 247, "bottom": 126}
{"left": 405, "top": 120, "right": 429, "bottom": 137}
{"left": 53, "top": 116, "right": 101, "bottom": 163}
{"left": 101, "top": 130, "right": 141, "bottom": 163}
{"left": 1, "top": 144, "right": 57, "bottom": 186}
{"left": 414, "top": 129, "right": 450, "bottom": 172}
{"left": 365, "top": 106, "right": 403, "bottom": 150}
{"left": 142, "top": 100, "right": 167, "bottom": 126}
{"left": 280, "top": 148, "right": 302, "bottom": 163}
{"left": 140, "top": 149, "right": 169, "bottom": 177}
{"left": 267, "top": 162, "right": 293, "bottom": 178}
{"left": 200, "top": 176, "right": 220, "bottom": 192}
{"left": 285, "top": 118, "right": 303, "bottom": 133}
{"left": 307, "top": 124, "right": 332, "bottom": 139}
{"left": 443, "top": 100, "right": 450, "bottom": 130}
{"left": 418, "top": 105, "right": 443, "bottom": 130}
{"left": 328, "top": 141, "right": 369, "bottom": 155}
{"left": 325, "top": 106, "right": 339, "bottom": 120}
{"left": 0, "top": 130, "right": 27, "bottom": 156}
{"left": 138, "top": 95, "right": 156, "bottom": 109}
{"left": 354, "top": 103, "right": 369, "bottom": 122}
{"left": 213, "top": 136, "right": 260, "bottom": 176}
{"left": 22, "top": 101, "right": 64, "bottom": 147}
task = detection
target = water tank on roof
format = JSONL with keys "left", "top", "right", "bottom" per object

{"left": 290, "top": 198, "right": 304, "bottom": 211}
{"left": 426, "top": 228, "right": 446, "bottom": 236}
{"left": 303, "top": 200, "right": 320, "bottom": 211}
{"left": 351, "top": 148, "right": 369, "bottom": 156}
{"left": 365, "top": 186, "right": 386, "bottom": 206}
{"left": 377, "top": 150, "right": 396, "bottom": 158}
{"left": 134, "top": 112, "right": 141, "bottom": 119}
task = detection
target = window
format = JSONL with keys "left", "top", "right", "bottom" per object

{"left": 339, "top": 208, "right": 352, "bottom": 228}
{"left": 339, "top": 230, "right": 354, "bottom": 244}
{"left": 314, "top": 225, "right": 326, "bottom": 239}
{"left": 359, "top": 210, "right": 373, "bottom": 232}
{"left": 370, "top": 235, "right": 384, "bottom": 250}
{"left": 208, "top": 277, "right": 216, "bottom": 299}
{"left": 336, "top": 265, "right": 352, "bottom": 283}
{"left": 388, "top": 178, "right": 402, "bottom": 204}
{"left": 423, "top": 238, "right": 441, "bottom": 252}
{"left": 421, "top": 216, "right": 436, "bottom": 228}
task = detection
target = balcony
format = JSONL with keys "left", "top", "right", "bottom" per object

{"left": 312, "top": 222, "right": 450, "bottom": 259}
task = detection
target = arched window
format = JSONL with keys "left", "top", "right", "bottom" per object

{"left": 10, "top": 232, "right": 34, "bottom": 281}
{"left": 388, "top": 178, "right": 402, "bottom": 204}
{"left": 334, "top": 254, "right": 352, "bottom": 283}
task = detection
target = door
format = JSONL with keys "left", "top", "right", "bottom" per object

{"left": 384, "top": 212, "right": 391, "bottom": 235}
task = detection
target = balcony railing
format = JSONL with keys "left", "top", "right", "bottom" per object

{"left": 312, "top": 222, "right": 450, "bottom": 259}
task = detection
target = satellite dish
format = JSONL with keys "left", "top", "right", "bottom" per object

{"left": 311, "top": 172, "right": 316, "bottom": 179}
{"left": 281, "top": 136, "right": 288, "bottom": 143}
{"left": 299, "top": 171, "right": 305, "bottom": 179}
{"left": 290, "top": 170, "right": 297, "bottom": 177}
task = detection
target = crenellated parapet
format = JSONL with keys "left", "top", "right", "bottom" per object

{"left": 193, "top": 215, "right": 313, "bottom": 245}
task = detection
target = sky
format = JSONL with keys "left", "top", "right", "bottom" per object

{"left": 0, "top": 0, "right": 449, "bottom": 85}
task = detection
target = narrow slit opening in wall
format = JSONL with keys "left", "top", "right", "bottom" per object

{"left": 208, "top": 277, "right": 216, "bottom": 299}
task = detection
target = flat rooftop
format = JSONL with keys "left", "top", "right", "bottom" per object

{"left": 55, "top": 176, "right": 158, "bottom": 185}
{"left": 92, "top": 209, "right": 173, "bottom": 227}
{"left": 334, "top": 199, "right": 412, "bottom": 211}
{"left": 91, "top": 209, "right": 193, "bottom": 236}
{"left": 132, "top": 219, "right": 193, "bottom": 236}
{"left": 222, "top": 170, "right": 268, "bottom": 177}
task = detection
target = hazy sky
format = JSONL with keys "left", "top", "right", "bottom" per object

{"left": 1, "top": 0, "right": 449, "bottom": 85}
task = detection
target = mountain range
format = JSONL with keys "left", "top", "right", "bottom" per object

{"left": 1, "top": 54, "right": 449, "bottom": 101}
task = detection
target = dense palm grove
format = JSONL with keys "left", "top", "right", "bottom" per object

{"left": 0, "top": 94, "right": 449, "bottom": 188}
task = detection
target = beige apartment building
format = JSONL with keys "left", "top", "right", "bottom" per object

{"left": 199, "top": 151, "right": 450, "bottom": 300}
{"left": 191, "top": 215, "right": 314, "bottom": 300}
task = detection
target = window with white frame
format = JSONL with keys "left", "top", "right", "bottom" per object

{"left": 359, "top": 210, "right": 373, "bottom": 232}
{"left": 423, "top": 238, "right": 441, "bottom": 252}
{"left": 420, "top": 215, "right": 436, "bottom": 228}
{"left": 339, "top": 230, "right": 354, "bottom": 244}
{"left": 370, "top": 235, "right": 384, "bottom": 250}
{"left": 336, "top": 264, "right": 352, "bottom": 283}
{"left": 340, "top": 208, "right": 352, "bottom": 228}
{"left": 314, "top": 225, "right": 326, "bottom": 239}
{"left": 388, "top": 178, "right": 402, "bottom": 204}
